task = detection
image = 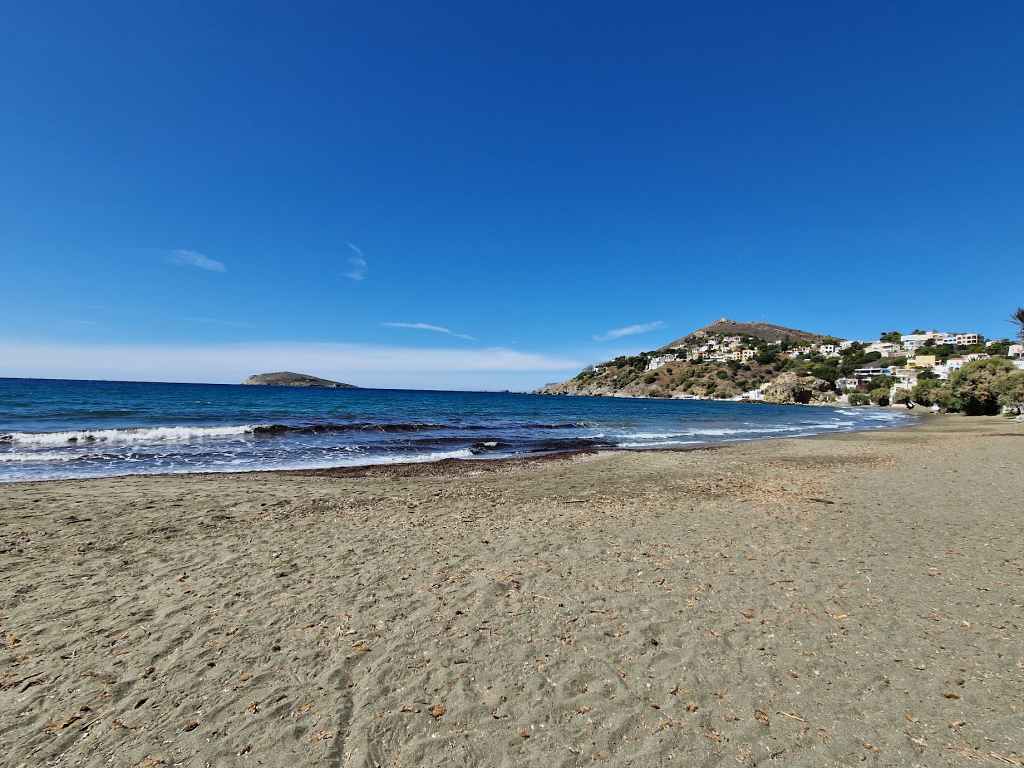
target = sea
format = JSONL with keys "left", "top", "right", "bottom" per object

{"left": 0, "top": 378, "right": 914, "bottom": 482}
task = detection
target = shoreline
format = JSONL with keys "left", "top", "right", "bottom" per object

{"left": 5, "top": 415, "right": 1021, "bottom": 767}
{"left": 0, "top": 411, "right": 918, "bottom": 486}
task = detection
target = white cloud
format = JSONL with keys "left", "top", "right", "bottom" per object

{"left": 383, "top": 322, "right": 476, "bottom": 341}
{"left": 593, "top": 320, "right": 665, "bottom": 342}
{"left": 170, "top": 249, "right": 226, "bottom": 273}
{"left": 0, "top": 341, "right": 582, "bottom": 391}
{"left": 344, "top": 243, "right": 368, "bottom": 281}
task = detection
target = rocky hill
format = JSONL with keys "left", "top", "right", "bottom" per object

{"left": 537, "top": 318, "right": 839, "bottom": 403}
{"left": 661, "top": 317, "right": 827, "bottom": 349}
{"left": 242, "top": 372, "right": 356, "bottom": 389}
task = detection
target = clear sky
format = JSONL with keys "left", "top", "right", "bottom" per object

{"left": 2, "top": 2, "right": 1022, "bottom": 389}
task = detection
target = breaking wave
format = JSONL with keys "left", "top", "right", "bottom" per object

{"left": 1, "top": 420, "right": 589, "bottom": 446}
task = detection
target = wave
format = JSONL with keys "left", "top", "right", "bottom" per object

{"left": 0, "top": 451, "right": 78, "bottom": 463}
{"left": 1, "top": 425, "right": 257, "bottom": 446}
{"left": 1, "top": 420, "right": 590, "bottom": 446}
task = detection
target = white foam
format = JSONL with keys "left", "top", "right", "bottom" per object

{"left": 0, "top": 451, "right": 76, "bottom": 463}
{"left": 2, "top": 425, "right": 256, "bottom": 446}
{"left": 618, "top": 440, "right": 701, "bottom": 448}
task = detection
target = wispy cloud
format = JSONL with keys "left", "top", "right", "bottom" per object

{"left": 593, "top": 320, "right": 665, "bottom": 342}
{"left": 344, "top": 242, "right": 368, "bottom": 281}
{"left": 383, "top": 322, "right": 476, "bottom": 341}
{"left": 170, "top": 249, "right": 226, "bottom": 273}
{"left": 0, "top": 341, "right": 582, "bottom": 391}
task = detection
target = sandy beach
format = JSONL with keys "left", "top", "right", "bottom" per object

{"left": 1, "top": 415, "right": 1022, "bottom": 767}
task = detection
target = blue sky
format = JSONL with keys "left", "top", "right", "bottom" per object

{"left": 2, "top": 2, "right": 1022, "bottom": 389}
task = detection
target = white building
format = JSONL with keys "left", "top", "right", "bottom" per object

{"left": 741, "top": 348, "right": 755, "bottom": 361}
{"left": 945, "top": 357, "right": 969, "bottom": 374}
{"left": 866, "top": 342, "right": 901, "bottom": 357}
{"left": 892, "top": 367, "right": 918, "bottom": 389}
{"left": 853, "top": 366, "right": 892, "bottom": 382}
{"left": 955, "top": 333, "right": 980, "bottom": 346}
{"left": 1008, "top": 344, "right": 1024, "bottom": 359}
{"left": 836, "top": 377, "right": 859, "bottom": 391}
{"left": 819, "top": 344, "right": 837, "bottom": 355}
{"left": 900, "top": 333, "right": 936, "bottom": 352}
{"left": 646, "top": 354, "right": 680, "bottom": 372}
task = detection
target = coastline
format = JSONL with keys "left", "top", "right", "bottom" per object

{"left": 0, "top": 399, "right": 916, "bottom": 486}
{"left": 3, "top": 415, "right": 1021, "bottom": 766}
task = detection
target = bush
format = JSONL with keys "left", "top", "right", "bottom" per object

{"left": 869, "top": 387, "right": 890, "bottom": 407}
{"left": 892, "top": 388, "right": 912, "bottom": 405}
{"left": 869, "top": 375, "right": 895, "bottom": 390}
{"left": 950, "top": 358, "right": 1016, "bottom": 415}
{"left": 847, "top": 392, "right": 870, "bottom": 406}
{"left": 912, "top": 379, "right": 944, "bottom": 406}
{"left": 996, "top": 371, "right": 1024, "bottom": 413}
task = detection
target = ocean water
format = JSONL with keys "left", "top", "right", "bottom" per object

{"left": 0, "top": 378, "right": 914, "bottom": 482}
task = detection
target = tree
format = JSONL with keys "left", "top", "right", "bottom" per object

{"left": 880, "top": 331, "right": 902, "bottom": 343}
{"left": 892, "top": 388, "right": 912, "bottom": 405}
{"left": 847, "top": 392, "right": 870, "bottom": 406}
{"left": 949, "top": 358, "right": 1017, "bottom": 415}
{"left": 1013, "top": 307, "right": 1024, "bottom": 342}
{"left": 869, "top": 387, "right": 890, "bottom": 406}
{"left": 996, "top": 371, "right": 1024, "bottom": 414}
{"left": 869, "top": 374, "right": 895, "bottom": 390}
{"left": 912, "top": 379, "right": 943, "bottom": 406}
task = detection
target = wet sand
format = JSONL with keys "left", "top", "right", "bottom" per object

{"left": 1, "top": 416, "right": 1022, "bottom": 767}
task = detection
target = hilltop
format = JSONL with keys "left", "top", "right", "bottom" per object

{"left": 242, "top": 372, "right": 357, "bottom": 389}
{"left": 661, "top": 317, "right": 828, "bottom": 349}
{"left": 537, "top": 318, "right": 838, "bottom": 402}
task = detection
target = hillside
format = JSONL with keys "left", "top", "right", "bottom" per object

{"left": 242, "top": 372, "right": 357, "bottom": 389}
{"left": 661, "top": 317, "right": 828, "bottom": 349}
{"left": 538, "top": 318, "right": 840, "bottom": 402}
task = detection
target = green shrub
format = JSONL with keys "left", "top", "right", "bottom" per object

{"left": 847, "top": 392, "right": 870, "bottom": 406}
{"left": 950, "top": 358, "right": 1016, "bottom": 415}
{"left": 869, "top": 387, "right": 890, "bottom": 407}
{"left": 996, "top": 371, "right": 1024, "bottom": 413}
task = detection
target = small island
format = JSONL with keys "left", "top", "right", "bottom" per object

{"left": 241, "top": 371, "right": 356, "bottom": 389}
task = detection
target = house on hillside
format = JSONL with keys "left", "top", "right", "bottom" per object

{"left": 901, "top": 333, "right": 933, "bottom": 352}
{"left": 866, "top": 341, "right": 901, "bottom": 356}
{"left": 892, "top": 367, "right": 918, "bottom": 389}
{"left": 853, "top": 366, "right": 892, "bottom": 383}
{"left": 908, "top": 355, "right": 937, "bottom": 369}
{"left": 646, "top": 354, "right": 679, "bottom": 372}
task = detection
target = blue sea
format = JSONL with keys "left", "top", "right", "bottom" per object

{"left": 0, "top": 378, "right": 913, "bottom": 482}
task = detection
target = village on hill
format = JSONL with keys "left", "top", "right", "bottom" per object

{"left": 539, "top": 316, "right": 1024, "bottom": 416}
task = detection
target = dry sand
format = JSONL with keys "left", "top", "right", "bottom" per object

{"left": 1, "top": 415, "right": 1022, "bottom": 767}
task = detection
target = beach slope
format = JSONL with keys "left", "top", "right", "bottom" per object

{"left": 1, "top": 416, "right": 1022, "bottom": 766}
